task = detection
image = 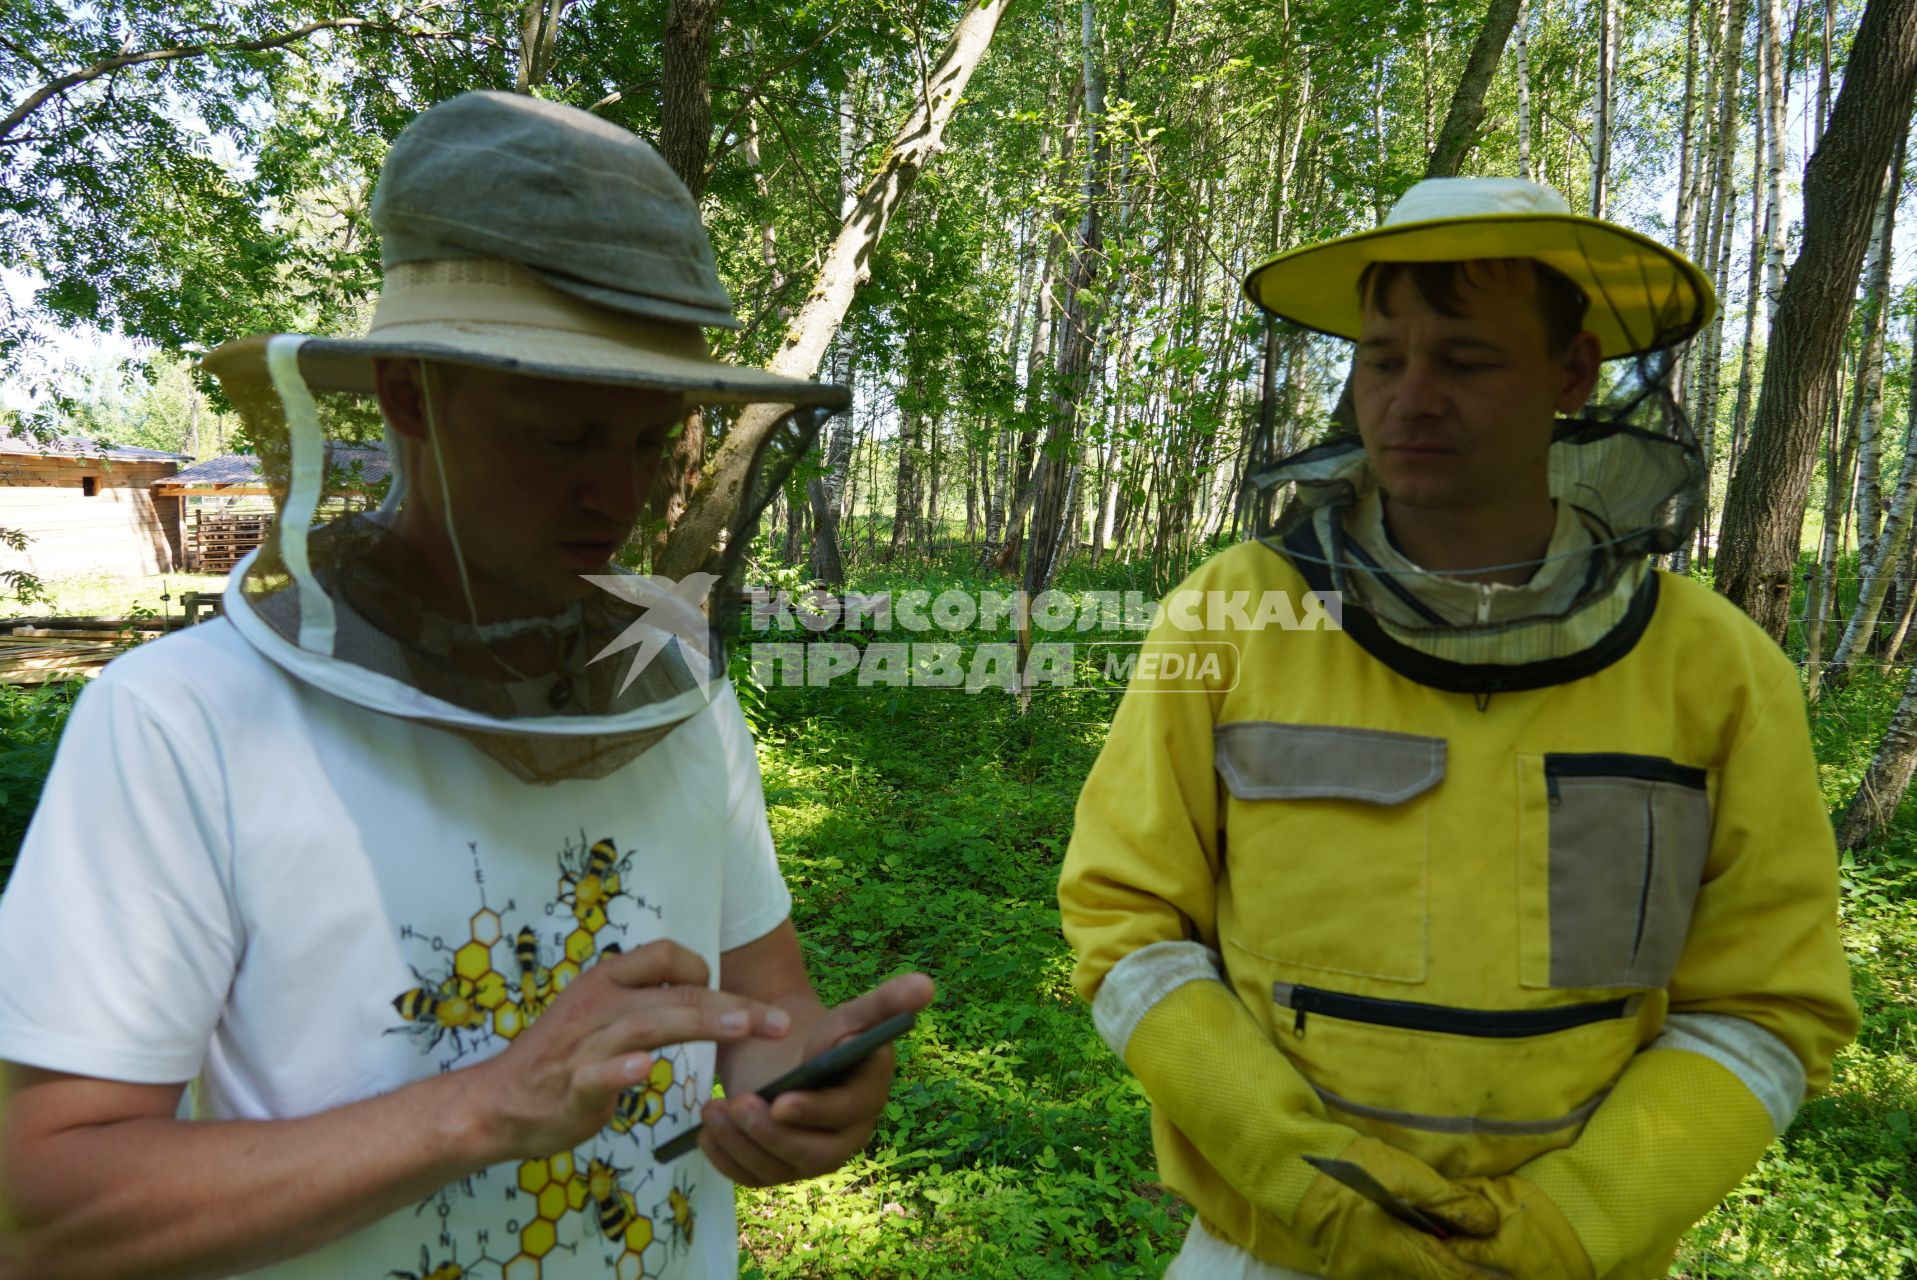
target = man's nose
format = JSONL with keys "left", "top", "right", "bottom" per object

{"left": 1390, "top": 355, "right": 1448, "bottom": 419}
{"left": 575, "top": 452, "right": 651, "bottom": 526}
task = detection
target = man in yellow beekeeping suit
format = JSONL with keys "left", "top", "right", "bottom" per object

{"left": 1058, "top": 177, "right": 1860, "bottom": 1279}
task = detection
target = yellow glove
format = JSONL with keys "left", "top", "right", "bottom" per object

{"left": 1501, "top": 1048, "right": 1775, "bottom": 1278}
{"left": 1294, "top": 1136, "right": 1506, "bottom": 1280}
{"left": 1447, "top": 1172, "right": 1595, "bottom": 1279}
{"left": 1125, "top": 980, "right": 1501, "bottom": 1275}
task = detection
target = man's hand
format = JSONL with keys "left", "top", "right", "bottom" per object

{"left": 1295, "top": 1136, "right": 1508, "bottom": 1279}
{"left": 459, "top": 940, "right": 792, "bottom": 1163}
{"left": 696, "top": 972, "right": 935, "bottom": 1186}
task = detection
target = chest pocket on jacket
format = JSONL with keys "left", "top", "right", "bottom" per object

{"left": 1215, "top": 722, "right": 1444, "bottom": 983}
{"left": 1521, "top": 752, "right": 1712, "bottom": 991}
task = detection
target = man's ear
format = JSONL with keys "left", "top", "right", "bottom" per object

{"left": 1555, "top": 330, "right": 1603, "bottom": 414}
{"left": 372, "top": 358, "right": 430, "bottom": 442}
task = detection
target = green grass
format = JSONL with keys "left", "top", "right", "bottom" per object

{"left": 18, "top": 569, "right": 227, "bottom": 620}
{"left": 735, "top": 669, "right": 1185, "bottom": 1278}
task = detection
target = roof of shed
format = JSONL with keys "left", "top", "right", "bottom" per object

{"left": 160, "top": 443, "right": 390, "bottom": 490}
{"left": 0, "top": 434, "right": 189, "bottom": 463}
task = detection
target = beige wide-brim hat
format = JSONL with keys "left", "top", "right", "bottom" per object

{"left": 202, "top": 91, "right": 847, "bottom": 410}
{"left": 1243, "top": 178, "right": 1715, "bottom": 360}
{"left": 202, "top": 258, "right": 849, "bottom": 409}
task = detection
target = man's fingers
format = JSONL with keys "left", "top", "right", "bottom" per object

{"left": 598, "top": 938, "right": 711, "bottom": 989}
{"left": 700, "top": 1099, "right": 807, "bottom": 1186}
{"left": 810, "top": 972, "right": 936, "bottom": 1048}
{"left": 584, "top": 992, "right": 790, "bottom": 1060}
{"left": 765, "top": 1047, "right": 893, "bottom": 1129}
{"left": 576, "top": 1053, "right": 654, "bottom": 1109}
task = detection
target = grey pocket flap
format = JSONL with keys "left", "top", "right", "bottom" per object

{"left": 1215, "top": 722, "right": 1446, "bottom": 804}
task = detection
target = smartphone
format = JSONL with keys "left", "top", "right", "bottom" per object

{"left": 652, "top": 1010, "right": 917, "bottom": 1163}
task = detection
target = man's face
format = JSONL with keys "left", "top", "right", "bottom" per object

{"left": 376, "top": 360, "right": 683, "bottom": 617}
{"left": 1351, "top": 263, "right": 1599, "bottom": 515}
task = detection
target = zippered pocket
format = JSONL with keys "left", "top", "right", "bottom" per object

{"left": 1529, "top": 752, "right": 1712, "bottom": 990}
{"left": 1273, "top": 981, "right": 1636, "bottom": 1039}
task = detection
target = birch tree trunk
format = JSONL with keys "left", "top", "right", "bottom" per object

{"left": 1517, "top": 0, "right": 1533, "bottom": 180}
{"left": 1674, "top": 0, "right": 1702, "bottom": 257}
{"left": 1849, "top": 129, "right": 1907, "bottom": 571}
{"left": 1805, "top": 396, "right": 1845, "bottom": 693}
{"left": 1761, "top": 0, "right": 1791, "bottom": 317}
{"left": 1827, "top": 373, "right": 1917, "bottom": 688}
{"left": 657, "top": 0, "right": 1013, "bottom": 578}
{"left": 1837, "top": 659, "right": 1917, "bottom": 850}
{"left": 1591, "top": 0, "right": 1617, "bottom": 218}
{"left": 1714, "top": 0, "right": 1917, "bottom": 638}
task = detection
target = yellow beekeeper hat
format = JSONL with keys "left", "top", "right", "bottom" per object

{"left": 1242, "top": 177, "right": 1715, "bottom": 360}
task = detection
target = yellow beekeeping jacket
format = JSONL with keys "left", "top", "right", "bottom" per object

{"left": 1058, "top": 532, "right": 1859, "bottom": 1276}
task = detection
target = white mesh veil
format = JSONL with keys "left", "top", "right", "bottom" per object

{"left": 219, "top": 335, "right": 722, "bottom": 785}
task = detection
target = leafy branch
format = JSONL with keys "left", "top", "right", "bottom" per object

{"left": 1, "top": 17, "right": 501, "bottom": 144}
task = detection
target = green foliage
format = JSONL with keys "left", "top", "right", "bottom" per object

{"left": 738, "top": 631, "right": 1186, "bottom": 1276}
{"left": 0, "top": 681, "right": 80, "bottom": 887}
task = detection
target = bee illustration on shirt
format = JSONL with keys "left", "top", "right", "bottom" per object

{"left": 588, "top": 1156, "right": 637, "bottom": 1240}
{"left": 558, "top": 835, "right": 633, "bottom": 930}
{"left": 386, "top": 963, "right": 487, "bottom": 1054}
{"left": 512, "top": 926, "right": 553, "bottom": 1016}
{"left": 665, "top": 1178, "right": 695, "bottom": 1250}
{"left": 387, "top": 1244, "right": 464, "bottom": 1280}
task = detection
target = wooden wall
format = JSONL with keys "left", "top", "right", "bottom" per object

{"left": 0, "top": 454, "right": 182, "bottom": 577}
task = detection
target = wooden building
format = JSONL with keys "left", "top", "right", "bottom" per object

{"left": 0, "top": 435, "right": 188, "bottom": 577}
{"left": 152, "top": 444, "right": 390, "bottom": 573}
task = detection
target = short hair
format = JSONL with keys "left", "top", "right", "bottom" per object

{"left": 1357, "top": 258, "right": 1590, "bottom": 355}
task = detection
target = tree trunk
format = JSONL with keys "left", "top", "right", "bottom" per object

{"left": 1838, "top": 658, "right": 1917, "bottom": 850}
{"left": 1827, "top": 326, "right": 1917, "bottom": 686}
{"left": 1674, "top": 0, "right": 1703, "bottom": 258}
{"left": 1024, "top": 0, "right": 1106, "bottom": 598}
{"left": 1725, "top": 23, "right": 1770, "bottom": 482}
{"left": 1517, "top": 0, "right": 1534, "bottom": 180}
{"left": 1761, "top": 0, "right": 1791, "bottom": 318}
{"left": 1714, "top": 0, "right": 1917, "bottom": 638}
{"left": 516, "top": 0, "right": 568, "bottom": 93}
{"left": 1425, "top": 0, "right": 1525, "bottom": 178}
{"left": 887, "top": 414, "right": 920, "bottom": 562}
{"left": 1805, "top": 396, "right": 1845, "bottom": 694}
{"left": 1591, "top": 0, "right": 1616, "bottom": 218}
{"left": 656, "top": 0, "right": 1012, "bottom": 579}
{"left": 648, "top": 0, "right": 725, "bottom": 567}
{"left": 1850, "top": 127, "right": 1908, "bottom": 570}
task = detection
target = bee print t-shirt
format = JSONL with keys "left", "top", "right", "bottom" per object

{"left": 0, "top": 619, "right": 793, "bottom": 1280}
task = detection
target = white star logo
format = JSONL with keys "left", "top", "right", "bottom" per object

{"left": 580, "top": 572, "right": 721, "bottom": 694}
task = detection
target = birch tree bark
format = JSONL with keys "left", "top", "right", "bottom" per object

{"left": 1838, "top": 661, "right": 1917, "bottom": 850}
{"left": 1761, "top": 0, "right": 1791, "bottom": 317}
{"left": 1827, "top": 368, "right": 1917, "bottom": 688}
{"left": 657, "top": 0, "right": 1013, "bottom": 578}
{"left": 1517, "top": 0, "right": 1533, "bottom": 180}
{"left": 1591, "top": 0, "right": 1617, "bottom": 218}
{"left": 1847, "top": 131, "right": 1906, "bottom": 572}
{"left": 1714, "top": 0, "right": 1917, "bottom": 638}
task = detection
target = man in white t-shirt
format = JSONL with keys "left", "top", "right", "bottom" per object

{"left": 0, "top": 91, "right": 933, "bottom": 1280}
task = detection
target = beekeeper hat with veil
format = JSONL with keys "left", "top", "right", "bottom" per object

{"left": 200, "top": 90, "right": 846, "bottom": 784}
{"left": 1236, "top": 177, "right": 1717, "bottom": 674}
